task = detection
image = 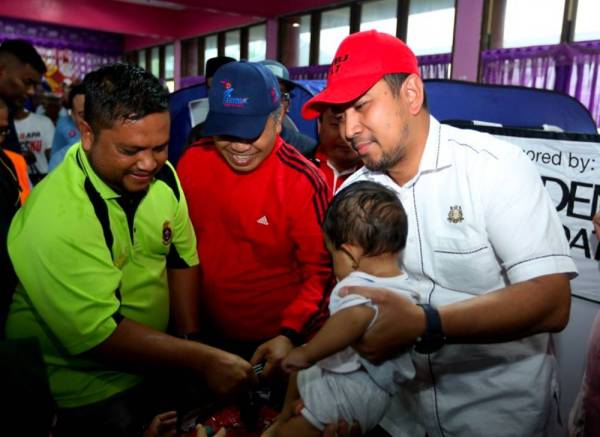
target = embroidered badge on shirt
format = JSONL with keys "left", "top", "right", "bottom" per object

{"left": 162, "top": 220, "right": 173, "bottom": 245}
{"left": 256, "top": 216, "right": 269, "bottom": 226}
{"left": 447, "top": 206, "right": 464, "bottom": 224}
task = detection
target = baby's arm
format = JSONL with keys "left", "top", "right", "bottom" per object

{"left": 283, "top": 305, "right": 375, "bottom": 372}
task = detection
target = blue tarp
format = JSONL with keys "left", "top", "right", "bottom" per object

{"left": 167, "top": 84, "right": 206, "bottom": 164}
{"left": 168, "top": 78, "right": 597, "bottom": 164}
{"left": 425, "top": 79, "right": 597, "bottom": 134}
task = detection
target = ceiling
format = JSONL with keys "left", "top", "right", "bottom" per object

{"left": 0, "top": 0, "right": 346, "bottom": 47}
{"left": 114, "top": 0, "right": 344, "bottom": 18}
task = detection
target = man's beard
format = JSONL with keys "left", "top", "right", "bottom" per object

{"left": 364, "top": 144, "right": 405, "bottom": 172}
{"left": 353, "top": 125, "right": 408, "bottom": 173}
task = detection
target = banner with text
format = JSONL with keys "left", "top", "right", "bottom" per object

{"left": 491, "top": 131, "right": 600, "bottom": 303}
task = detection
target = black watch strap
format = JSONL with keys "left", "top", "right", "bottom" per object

{"left": 415, "top": 303, "right": 446, "bottom": 354}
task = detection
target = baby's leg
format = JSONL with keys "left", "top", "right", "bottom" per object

{"left": 266, "top": 371, "right": 321, "bottom": 436}
{"left": 261, "top": 372, "right": 302, "bottom": 437}
{"left": 280, "top": 371, "right": 301, "bottom": 419}
{"left": 299, "top": 365, "right": 389, "bottom": 434}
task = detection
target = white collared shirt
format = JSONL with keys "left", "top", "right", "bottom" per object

{"left": 343, "top": 116, "right": 577, "bottom": 437}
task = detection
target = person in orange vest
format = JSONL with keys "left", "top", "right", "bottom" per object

{"left": 1, "top": 96, "right": 53, "bottom": 437}
{"left": 1, "top": 96, "right": 30, "bottom": 337}
{"left": 2, "top": 149, "right": 29, "bottom": 205}
{"left": 1, "top": 97, "right": 30, "bottom": 204}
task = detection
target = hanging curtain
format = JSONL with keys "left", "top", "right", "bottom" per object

{"left": 567, "top": 41, "right": 600, "bottom": 129}
{"left": 419, "top": 53, "right": 452, "bottom": 79}
{"left": 481, "top": 42, "right": 600, "bottom": 128}
{"left": 289, "top": 53, "right": 452, "bottom": 81}
{"left": 481, "top": 45, "right": 561, "bottom": 89}
{"left": 289, "top": 65, "right": 330, "bottom": 81}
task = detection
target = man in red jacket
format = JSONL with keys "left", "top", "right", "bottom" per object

{"left": 313, "top": 107, "right": 361, "bottom": 196}
{"left": 177, "top": 61, "right": 332, "bottom": 380}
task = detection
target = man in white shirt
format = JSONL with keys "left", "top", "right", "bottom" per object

{"left": 302, "top": 30, "right": 577, "bottom": 437}
{"left": 14, "top": 98, "right": 55, "bottom": 183}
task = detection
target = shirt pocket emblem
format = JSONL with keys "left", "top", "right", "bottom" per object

{"left": 447, "top": 205, "right": 464, "bottom": 224}
{"left": 162, "top": 220, "right": 173, "bottom": 246}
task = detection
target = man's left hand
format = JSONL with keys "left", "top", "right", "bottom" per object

{"left": 250, "top": 335, "right": 294, "bottom": 378}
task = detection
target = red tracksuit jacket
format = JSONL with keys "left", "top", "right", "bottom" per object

{"left": 177, "top": 136, "right": 332, "bottom": 342}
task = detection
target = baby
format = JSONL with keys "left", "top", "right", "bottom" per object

{"left": 265, "top": 180, "right": 419, "bottom": 436}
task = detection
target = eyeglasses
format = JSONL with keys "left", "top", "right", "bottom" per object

{"left": 0, "top": 127, "right": 10, "bottom": 136}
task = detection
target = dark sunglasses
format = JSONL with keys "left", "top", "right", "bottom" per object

{"left": 0, "top": 127, "right": 10, "bottom": 136}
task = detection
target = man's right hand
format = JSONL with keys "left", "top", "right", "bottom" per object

{"left": 88, "top": 319, "right": 258, "bottom": 398}
{"left": 200, "top": 347, "right": 257, "bottom": 397}
{"left": 340, "top": 286, "right": 425, "bottom": 363}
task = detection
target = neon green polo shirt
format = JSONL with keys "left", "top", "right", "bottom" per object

{"left": 5, "top": 143, "right": 199, "bottom": 408}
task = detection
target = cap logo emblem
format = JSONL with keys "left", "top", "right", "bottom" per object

{"left": 221, "top": 80, "right": 248, "bottom": 108}
{"left": 162, "top": 220, "right": 173, "bottom": 245}
{"left": 270, "top": 87, "right": 278, "bottom": 104}
{"left": 329, "top": 54, "right": 349, "bottom": 75}
{"left": 447, "top": 206, "right": 464, "bottom": 224}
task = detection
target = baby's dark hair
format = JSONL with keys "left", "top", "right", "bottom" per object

{"left": 323, "top": 181, "right": 408, "bottom": 256}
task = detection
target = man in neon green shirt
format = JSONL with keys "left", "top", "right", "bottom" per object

{"left": 5, "top": 63, "right": 256, "bottom": 436}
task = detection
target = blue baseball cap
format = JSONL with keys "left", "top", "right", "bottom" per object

{"left": 259, "top": 59, "right": 296, "bottom": 91}
{"left": 203, "top": 61, "right": 281, "bottom": 139}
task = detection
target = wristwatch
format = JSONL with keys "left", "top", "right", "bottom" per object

{"left": 414, "top": 303, "right": 446, "bottom": 354}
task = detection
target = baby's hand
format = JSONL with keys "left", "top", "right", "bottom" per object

{"left": 281, "top": 346, "right": 311, "bottom": 373}
{"left": 143, "top": 411, "right": 177, "bottom": 437}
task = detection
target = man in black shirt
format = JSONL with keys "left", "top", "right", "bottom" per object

{"left": 0, "top": 97, "right": 21, "bottom": 336}
{"left": 0, "top": 39, "right": 46, "bottom": 154}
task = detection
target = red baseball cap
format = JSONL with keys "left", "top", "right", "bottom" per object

{"left": 301, "top": 30, "right": 419, "bottom": 119}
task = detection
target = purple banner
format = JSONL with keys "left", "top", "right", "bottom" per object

{"left": 1, "top": 16, "right": 123, "bottom": 82}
